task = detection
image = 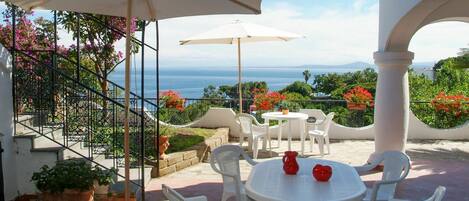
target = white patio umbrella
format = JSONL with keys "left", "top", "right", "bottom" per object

{"left": 6, "top": 0, "right": 261, "bottom": 200}
{"left": 180, "top": 21, "right": 302, "bottom": 112}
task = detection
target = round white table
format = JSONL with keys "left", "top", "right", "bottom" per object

{"left": 245, "top": 159, "right": 366, "bottom": 201}
{"left": 261, "top": 112, "right": 308, "bottom": 155}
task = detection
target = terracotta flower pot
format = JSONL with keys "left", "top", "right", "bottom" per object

{"left": 94, "top": 180, "right": 110, "bottom": 195}
{"left": 62, "top": 189, "right": 94, "bottom": 201}
{"left": 282, "top": 109, "right": 289, "bottom": 115}
{"left": 112, "top": 193, "right": 137, "bottom": 201}
{"left": 156, "top": 135, "right": 170, "bottom": 159}
{"left": 347, "top": 102, "right": 366, "bottom": 111}
{"left": 41, "top": 189, "right": 93, "bottom": 201}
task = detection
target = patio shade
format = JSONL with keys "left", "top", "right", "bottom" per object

{"left": 6, "top": 0, "right": 262, "bottom": 20}
{"left": 180, "top": 21, "right": 302, "bottom": 112}
{"left": 6, "top": 0, "right": 261, "bottom": 200}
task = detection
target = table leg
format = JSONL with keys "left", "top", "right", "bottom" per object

{"left": 267, "top": 119, "right": 272, "bottom": 157}
{"left": 262, "top": 119, "right": 269, "bottom": 151}
{"left": 278, "top": 120, "right": 282, "bottom": 148}
{"left": 288, "top": 120, "right": 292, "bottom": 151}
{"left": 301, "top": 120, "right": 305, "bottom": 156}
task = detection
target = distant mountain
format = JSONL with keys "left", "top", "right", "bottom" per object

{"left": 247, "top": 61, "right": 375, "bottom": 69}
{"left": 300, "top": 61, "right": 375, "bottom": 69}
{"left": 269, "top": 61, "right": 436, "bottom": 69}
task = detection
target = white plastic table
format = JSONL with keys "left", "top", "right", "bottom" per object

{"left": 261, "top": 112, "right": 308, "bottom": 155}
{"left": 245, "top": 159, "right": 366, "bottom": 201}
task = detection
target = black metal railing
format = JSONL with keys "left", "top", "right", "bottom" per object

{"left": 9, "top": 9, "right": 161, "bottom": 200}
{"left": 13, "top": 49, "right": 153, "bottom": 190}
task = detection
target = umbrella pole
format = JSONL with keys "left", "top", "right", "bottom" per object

{"left": 124, "top": 0, "right": 133, "bottom": 200}
{"left": 237, "top": 38, "right": 242, "bottom": 113}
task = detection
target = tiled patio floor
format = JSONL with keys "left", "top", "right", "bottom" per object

{"left": 146, "top": 140, "right": 469, "bottom": 201}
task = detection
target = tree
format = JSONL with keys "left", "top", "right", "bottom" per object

{"left": 57, "top": 12, "right": 138, "bottom": 109}
{"left": 280, "top": 81, "right": 313, "bottom": 97}
{"left": 312, "top": 68, "right": 377, "bottom": 99}
{"left": 0, "top": 8, "right": 68, "bottom": 113}
{"left": 302, "top": 69, "right": 311, "bottom": 83}
{"left": 459, "top": 44, "right": 469, "bottom": 56}
{"left": 218, "top": 81, "right": 268, "bottom": 100}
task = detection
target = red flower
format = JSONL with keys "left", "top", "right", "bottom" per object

{"left": 253, "top": 89, "right": 286, "bottom": 111}
{"left": 160, "top": 90, "right": 185, "bottom": 112}
{"left": 431, "top": 92, "right": 468, "bottom": 118}
{"left": 343, "top": 86, "right": 374, "bottom": 108}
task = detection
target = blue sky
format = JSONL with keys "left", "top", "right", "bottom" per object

{"left": 1, "top": 0, "right": 468, "bottom": 68}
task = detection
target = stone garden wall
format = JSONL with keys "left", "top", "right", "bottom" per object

{"left": 150, "top": 128, "right": 229, "bottom": 177}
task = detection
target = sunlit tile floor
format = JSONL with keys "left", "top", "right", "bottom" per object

{"left": 146, "top": 140, "right": 469, "bottom": 201}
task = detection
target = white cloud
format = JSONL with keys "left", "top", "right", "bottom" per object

{"left": 409, "top": 22, "right": 469, "bottom": 62}
{"left": 135, "top": 1, "right": 381, "bottom": 68}
{"left": 4, "top": 1, "right": 468, "bottom": 68}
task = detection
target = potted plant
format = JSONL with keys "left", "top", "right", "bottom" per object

{"left": 157, "top": 133, "right": 170, "bottom": 159}
{"left": 154, "top": 126, "right": 170, "bottom": 159}
{"left": 93, "top": 166, "right": 116, "bottom": 195}
{"left": 343, "top": 86, "right": 374, "bottom": 111}
{"left": 278, "top": 100, "right": 290, "bottom": 115}
{"left": 32, "top": 160, "right": 95, "bottom": 201}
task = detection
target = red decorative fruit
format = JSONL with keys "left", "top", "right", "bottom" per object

{"left": 282, "top": 151, "right": 299, "bottom": 175}
{"left": 312, "top": 164, "right": 332, "bottom": 182}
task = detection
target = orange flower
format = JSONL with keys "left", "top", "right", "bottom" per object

{"left": 431, "top": 92, "right": 468, "bottom": 117}
{"left": 160, "top": 90, "right": 185, "bottom": 112}
{"left": 253, "top": 89, "right": 286, "bottom": 111}
{"left": 343, "top": 86, "right": 374, "bottom": 108}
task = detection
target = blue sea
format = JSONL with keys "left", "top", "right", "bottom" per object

{"left": 109, "top": 67, "right": 367, "bottom": 98}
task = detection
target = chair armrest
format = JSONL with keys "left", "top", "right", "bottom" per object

{"left": 241, "top": 151, "right": 258, "bottom": 166}
{"left": 353, "top": 164, "right": 377, "bottom": 175}
{"left": 253, "top": 118, "right": 268, "bottom": 127}
{"left": 210, "top": 155, "right": 238, "bottom": 178}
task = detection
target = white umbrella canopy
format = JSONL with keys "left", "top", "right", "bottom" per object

{"left": 180, "top": 21, "right": 302, "bottom": 44}
{"left": 6, "top": 0, "right": 261, "bottom": 200}
{"left": 180, "top": 21, "right": 302, "bottom": 112}
{"left": 7, "top": 0, "right": 261, "bottom": 20}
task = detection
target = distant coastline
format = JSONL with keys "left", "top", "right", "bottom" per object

{"left": 109, "top": 62, "right": 435, "bottom": 98}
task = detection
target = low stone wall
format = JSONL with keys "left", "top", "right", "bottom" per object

{"left": 189, "top": 108, "right": 469, "bottom": 140}
{"left": 150, "top": 128, "right": 229, "bottom": 177}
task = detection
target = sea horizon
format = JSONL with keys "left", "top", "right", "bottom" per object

{"left": 109, "top": 66, "right": 434, "bottom": 99}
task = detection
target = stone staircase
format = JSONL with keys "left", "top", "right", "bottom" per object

{"left": 14, "top": 114, "right": 152, "bottom": 195}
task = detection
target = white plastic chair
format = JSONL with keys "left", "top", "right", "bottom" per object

{"left": 306, "top": 112, "right": 334, "bottom": 157}
{"left": 299, "top": 109, "right": 326, "bottom": 122}
{"left": 354, "top": 151, "right": 411, "bottom": 201}
{"left": 236, "top": 113, "right": 269, "bottom": 159}
{"left": 390, "top": 186, "right": 446, "bottom": 201}
{"left": 162, "top": 184, "right": 208, "bottom": 201}
{"left": 210, "top": 145, "right": 258, "bottom": 201}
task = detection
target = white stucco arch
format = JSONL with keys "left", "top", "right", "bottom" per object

{"left": 381, "top": 0, "right": 469, "bottom": 52}
{"left": 372, "top": 0, "right": 469, "bottom": 159}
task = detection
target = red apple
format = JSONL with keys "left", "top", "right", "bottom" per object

{"left": 312, "top": 164, "right": 332, "bottom": 182}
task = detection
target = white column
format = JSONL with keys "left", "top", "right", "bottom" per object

{"left": 0, "top": 45, "right": 18, "bottom": 200}
{"left": 371, "top": 51, "right": 414, "bottom": 160}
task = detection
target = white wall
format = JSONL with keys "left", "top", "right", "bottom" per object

{"left": 186, "top": 108, "right": 469, "bottom": 140}
{"left": 0, "top": 44, "right": 18, "bottom": 200}
{"left": 14, "top": 138, "right": 58, "bottom": 195}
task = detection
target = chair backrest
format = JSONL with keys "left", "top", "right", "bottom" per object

{"left": 322, "top": 112, "right": 335, "bottom": 134}
{"left": 424, "top": 186, "right": 446, "bottom": 201}
{"left": 236, "top": 113, "right": 254, "bottom": 135}
{"left": 299, "top": 109, "right": 326, "bottom": 121}
{"left": 372, "top": 151, "right": 411, "bottom": 199}
{"left": 210, "top": 145, "right": 247, "bottom": 201}
{"left": 162, "top": 184, "right": 185, "bottom": 201}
